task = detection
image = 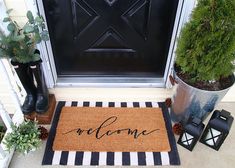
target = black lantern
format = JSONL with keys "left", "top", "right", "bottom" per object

{"left": 200, "top": 110, "right": 234, "bottom": 151}
{"left": 177, "top": 117, "right": 205, "bottom": 151}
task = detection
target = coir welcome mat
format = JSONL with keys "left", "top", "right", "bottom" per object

{"left": 53, "top": 107, "right": 170, "bottom": 152}
{"left": 42, "top": 101, "right": 180, "bottom": 166}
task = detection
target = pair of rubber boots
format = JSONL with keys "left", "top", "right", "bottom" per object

{"left": 11, "top": 52, "right": 49, "bottom": 114}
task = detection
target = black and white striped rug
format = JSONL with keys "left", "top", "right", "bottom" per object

{"left": 42, "top": 101, "right": 180, "bottom": 166}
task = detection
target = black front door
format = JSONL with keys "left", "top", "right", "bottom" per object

{"left": 43, "top": 0, "right": 179, "bottom": 77}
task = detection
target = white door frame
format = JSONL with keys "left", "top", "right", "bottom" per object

{"left": 24, "top": 0, "right": 57, "bottom": 88}
{"left": 164, "top": 0, "right": 197, "bottom": 88}
{"left": 26, "top": 0, "right": 197, "bottom": 88}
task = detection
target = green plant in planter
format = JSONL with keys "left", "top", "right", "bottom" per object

{"left": 0, "top": 10, "right": 50, "bottom": 115}
{"left": 175, "top": 0, "right": 235, "bottom": 88}
{"left": 171, "top": 0, "right": 235, "bottom": 122}
{"left": 3, "top": 120, "right": 41, "bottom": 154}
{"left": 0, "top": 9, "right": 49, "bottom": 63}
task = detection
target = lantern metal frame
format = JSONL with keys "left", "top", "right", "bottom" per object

{"left": 177, "top": 117, "right": 205, "bottom": 151}
{"left": 200, "top": 110, "right": 233, "bottom": 151}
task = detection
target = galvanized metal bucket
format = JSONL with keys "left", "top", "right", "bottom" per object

{"left": 170, "top": 71, "right": 235, "bottom": 122}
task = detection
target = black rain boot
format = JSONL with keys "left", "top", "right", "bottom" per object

{"left": 30, "top": 60, "right": 49, "bottom": 114}
{"left": 11, "top": 61, "right": 37, "bottom": 114}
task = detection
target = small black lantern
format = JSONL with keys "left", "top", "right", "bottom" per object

{"left": 200, "top": 110, "right": 234, "bottom": 151}
{"left": 177, "top": 117, "right": 205, "bottom": 151}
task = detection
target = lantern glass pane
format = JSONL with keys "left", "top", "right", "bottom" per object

{"left": 204, "top": 128, "right": 222, "bottom": 146}
{"left": 181, "top": 132, "right": 194, "bottom": 146}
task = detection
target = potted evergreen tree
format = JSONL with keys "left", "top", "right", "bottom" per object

{"left": 0, "top": 10, "right": 49, "bottom": 114}
{"left": 171, "top": 0, "right": 235, "bottom": 122}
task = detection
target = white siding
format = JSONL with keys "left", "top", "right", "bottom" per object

{"left": 0, "top": 62, "right": 17, "bottom": 114}
{"left": 0, "top": 78, "right": 15, "bottom": 114}
{"left": 4, "top": 0, "right": 28, "bottom": 26}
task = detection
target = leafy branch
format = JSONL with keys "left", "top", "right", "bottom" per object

{"left": 3, "top": 120, "right": 41, "bottom": 154}
{"left": 0, "top": 10, "right": 49, "bottom": 63}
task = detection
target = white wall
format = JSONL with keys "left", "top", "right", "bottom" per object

{"left": 0, "top": 76, "right": 16, "bottom": 114}
{"left": 0, "top": 60, "right": 17, "bottom": 114}
{"left": 4, "top": 0, "right": 28, "bottom": 26}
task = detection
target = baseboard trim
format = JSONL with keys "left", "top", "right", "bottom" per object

{"left": 49, "top": 88, "right": 173, "bottom": 102}
{"left": 49, "top": 86, "right": 235, "bottom": 102}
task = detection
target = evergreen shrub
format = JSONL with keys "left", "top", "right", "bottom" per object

{"left": 176, "top": 0, "right": 235, "bottom": 83}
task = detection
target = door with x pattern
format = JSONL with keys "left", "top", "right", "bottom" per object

{"left": 43, "top": 0, "right": 179, "bottom": 77}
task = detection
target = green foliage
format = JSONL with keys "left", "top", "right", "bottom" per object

{"left": 176, "top": 0, "right": 235, "bottom": 82}
{"left": 0, "top": 10, "right": 49, "bottom": 63}
{"left": 3, "top": 120, "right": 41, "bottom": 154}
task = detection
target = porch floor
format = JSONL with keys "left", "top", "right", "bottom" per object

{"left": 9, "top": 102, "right": 235, "bottom": 168}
